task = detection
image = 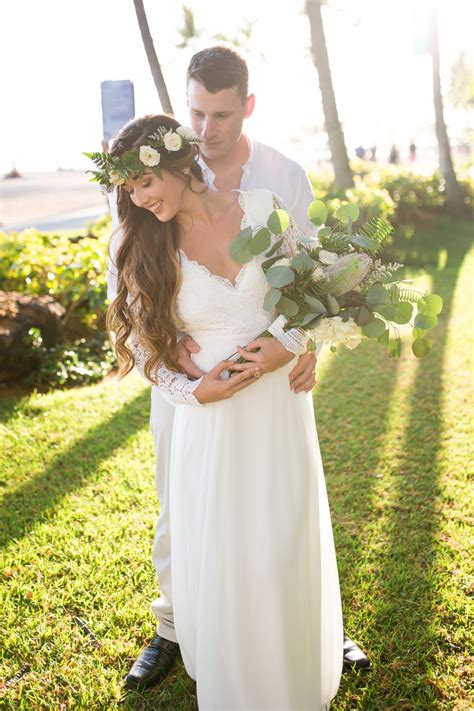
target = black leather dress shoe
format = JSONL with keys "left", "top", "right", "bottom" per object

{"left": 125, "top": 634, "right": 180, "bottom": 689}
{"left": 343, "top": 633, "right": 371, "bottom": 671}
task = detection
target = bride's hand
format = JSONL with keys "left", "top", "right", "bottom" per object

{"left": 194, "top": 360, "right": 262, "bottom": 404}
{"left": 236, "top": 336, "right": 294, "bottom": 374}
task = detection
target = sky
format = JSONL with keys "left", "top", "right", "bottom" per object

{"left": 0, "top": 0, "right": 472, "bottom": 173}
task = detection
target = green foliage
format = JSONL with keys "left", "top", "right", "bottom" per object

{"left": 176, "top": 5, "right": 203, "bottom": 48}
{"left": 310, "top": 175, "right": 396, "bottom": 225}
{"left": 358, "top": 216, "right": 394, "bottom": 251}
{"left": 228, "top": 226, "right": 254, "bottom": 264}
{"left": 0, "top": 217, "right": 116, "bottom": 388}
{"left": 267, "top": 209, "right": 290, "bottom": 235}
{"left": 316, "top": 228, "right": 352, "bottom": 255}
{"left": 0, "top": 218, "right": 111, "bottom": 336}
{"left": 23, "top": 331, "right": 116, "bottom": 389}
{"left": 307, "top": 199, "right": 328, "bottom": 226}
{"left": 310, "top": 165, "right": 473, "bottom": 226}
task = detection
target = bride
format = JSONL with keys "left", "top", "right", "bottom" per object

{"left": 101, "top": 114, "right": 343, "bottom": 710}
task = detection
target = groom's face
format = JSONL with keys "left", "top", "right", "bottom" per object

{"left": 187, "top": 79, "right": 254, "bottom": 162}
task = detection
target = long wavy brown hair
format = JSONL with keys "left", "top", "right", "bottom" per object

{"left": 106, "top": 114, "right": 204, "bottom": 377}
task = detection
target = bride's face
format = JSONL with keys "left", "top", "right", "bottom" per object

{"left": 123, "top": 169, "right": 187, "bottom": 221}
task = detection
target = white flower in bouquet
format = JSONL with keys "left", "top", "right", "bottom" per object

{"left": 319, "top": 249, "right": 339, "bottom": 265}
{"left": 312, "top": 316, "right": 362, "bottom": 350}
{"left": 176, "top": 126, "right": 195, "bottom": 140}
{"left": 139, "top": 145, "right": 161, "bottom": 167}
{"left": 163, "top": 130, "right": 183, "bottom": 151}
{"left": 109, "top": 170, "right": 125, "bottom": 186}
{"left": 312, "top": 265, "right": 325, "bottom": 279}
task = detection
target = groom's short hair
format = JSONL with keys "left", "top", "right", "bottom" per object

{"left": 187, "top": 46, "right": 249, "bottom": 103}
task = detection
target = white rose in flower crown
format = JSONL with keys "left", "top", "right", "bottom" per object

{"left": 319, "top": 249, "right": 339, "bottom": 265}
{"left": 139, "top": 145, "right": 161, "bottom": 167}
{"left": 176, "top": 126, "right": 195, "bottom": 141}
{"left": 109, "top": 170, "right": 125, "bottom": 186}
{"left": 163, "top": 131, "right": 183, "bottom": 151}
{"left": 312, "top": 316, "right": 362, "bottom": 351}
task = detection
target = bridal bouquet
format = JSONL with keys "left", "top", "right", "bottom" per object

{"left": 229, "top": 200, "right": 443, "bottom": 358}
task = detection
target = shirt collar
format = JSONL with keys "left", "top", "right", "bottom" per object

{"left": 197, "top": 134, "right": 254, "bottom": 189}
{"left": 241, "top": 135, "right": 254, "bottom": 177}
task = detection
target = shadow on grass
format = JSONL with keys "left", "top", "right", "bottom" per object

{"left": 0, "top": 388, "right": 150, "bottom": 549}
{"left": 314, "top": 340, "right": 400, "bottom": 627}
{"left": 352, "top": 235, "right": 472, "bottom": 708}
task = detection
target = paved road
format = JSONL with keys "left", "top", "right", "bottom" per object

{"left": 0, "top": 171, "right": 110, "bottom": 233}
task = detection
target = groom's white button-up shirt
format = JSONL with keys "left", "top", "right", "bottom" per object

{"left": 107, "top": 136, "right": 316, "bottom": 302}
{"left": 197, "top": 136, "right": 316, "bottom": 238}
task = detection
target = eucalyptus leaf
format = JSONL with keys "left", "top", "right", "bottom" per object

{"left": 305, "top": 295, "right": 326, "bottom": 315}
{"left": 366, "top": 283, "right": 390, "bottom": 308}
{"left": 414, "top": 313, "right": 438, "bottom": 330}
{"left": 375, "top": 304, "right": 396, "bottom": 320}
{"left": 307, "top": 199, "right": 328, "bottom": 226}
{"left": 267, "top": 209, "right": 290, "bottom": 235}
{"left": 327, "top": 294, "right": 340, "bottom": 315}
{"left": 377, "top": 329, "right": 389, "bottom": 345}
{"left": 362, "top": 318, "right": 386, "bottom": 338}
{"left": 249, "top": 228, "right": 271, "bottom": 255}
{"left": 335, "top": 203, "right": 360, "bottom": 224}
{"left": 264, "top": 237, "right": 285, "bottom": 258}
{"left": 276, "top": 296, "right": 299, "bottom": 318}
{"left": 417, "top": 294, "right": 443, "bottom": 316}
{"left": 301, "top": 312, "right": 319, "bottom": 326}
{"left": 229, "top": 237, "right": 254, "bottom": 264}
{"left": 234, "top": 226, "right": 253, "bottom": 242}
{"left": 263, "top": 287, "right": 282, "bottom": 311}
{"left": 266, "top": 265, "right": 295, "bottom": 288}
{"left": 350, "top": 234, "right": 379, "bottom": 251}
{"left": 392, "top": 301, "right": 413, "bottom": 325}
{"left": 291, "top": 253, "right": 314, "bottom": 272}
{"left": 356, "top": 305, "right": 373, "bottom": 326}
{"left": 412, "top": 337, "right": 432, "bottom": 358}
{"left": 262, "top": 254, "right": 284, "bottom": 271}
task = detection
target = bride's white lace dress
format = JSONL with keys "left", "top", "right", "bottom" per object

{"left": 133, "top": 189, "right": 343, "bottom": 710}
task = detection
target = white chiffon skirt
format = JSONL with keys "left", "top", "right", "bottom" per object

{"left": 169, "top": 331, "right": 343, "bottom": 710}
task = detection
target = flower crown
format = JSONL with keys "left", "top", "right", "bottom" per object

{"left": 84, "top": 125, "right": 201, "bottom": 192}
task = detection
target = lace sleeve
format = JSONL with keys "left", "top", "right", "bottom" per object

{"left": 130, "top": 332, "right": 203, "bottom": 406}
{"left": 267, "top": 193, "right": 312, "bottom": 356}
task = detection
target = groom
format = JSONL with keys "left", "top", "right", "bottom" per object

{"left": 111, "top": 46, "right": 370, "bottom": 689}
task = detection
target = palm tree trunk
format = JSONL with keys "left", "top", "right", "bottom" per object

{"left": 305, "top": 0, "right": 354, "bottom": 190}
{"left": 133, "top": 0, "right": 174, "bottom": 115}
{"left": 430, "top": 9, "right": 466, "bottom": 216}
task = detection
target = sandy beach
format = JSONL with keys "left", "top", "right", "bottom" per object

{"left": 0, "top": 171, "right": 111, "bottom": 232}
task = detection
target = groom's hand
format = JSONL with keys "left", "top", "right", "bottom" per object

{"left": 236, "top": 337, "right": 294, "bottom": 374}
{"left": 176, "top": 336, "right": 205, "bottom": 379}
{"left": 289, "top": 352, "right": 317, "bottom": 393}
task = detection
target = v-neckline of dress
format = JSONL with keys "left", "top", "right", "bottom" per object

{"left": 178, "top": 190, "right": 249, "bottom": 291}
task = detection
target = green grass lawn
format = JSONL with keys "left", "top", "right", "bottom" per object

{"left": 1, "top": 218, "right": 472, "bottom": 710}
